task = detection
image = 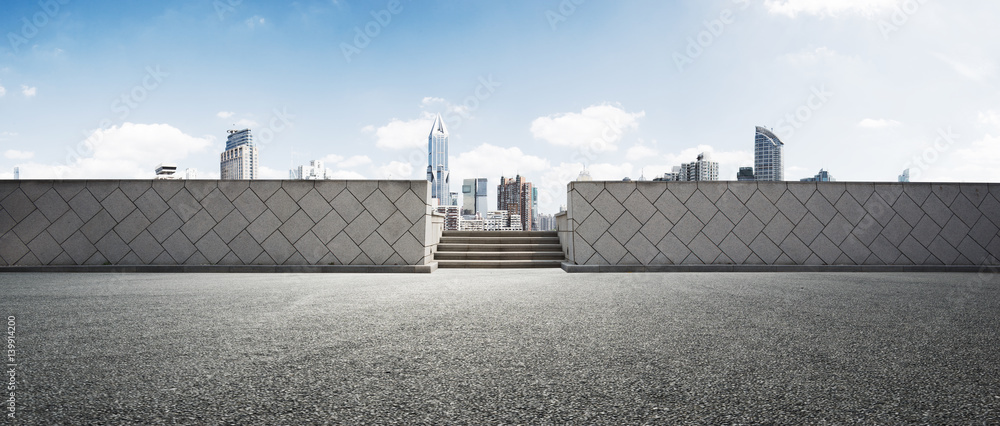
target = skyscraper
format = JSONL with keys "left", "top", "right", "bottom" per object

{"left": 679, "top": 152, "right": 719, "bottom": 181}
{"left": 462, "top": 178, "right": 488, "bottom": 218}
{"left": 426, "top": 114, "right": 450, "bottom": 206}
{"left": 290, "top": 160, "right": 333, "bottom": 180}
{"left": 754, "top": 126, "right": 784, "bottom": 181}
{"left": 737, "top": 167, "right": 755, "bottom": 181}
{"left": 220, "top": 129, "right": 258, "bottom": 180}
{"left": 498, "top": 175, "right": 533, "bottom": 232}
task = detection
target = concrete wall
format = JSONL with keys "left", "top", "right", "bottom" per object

{"left": 565, "top": 181, "right": 1000, "bottom": 266}
{"left": 0, "top": 180, "right": 435, "bottom": 267}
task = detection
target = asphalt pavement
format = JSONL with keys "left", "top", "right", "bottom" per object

{"left": 1, "top": 271, "right": 998, "bottom": 424}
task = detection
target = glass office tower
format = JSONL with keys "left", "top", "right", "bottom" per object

{"left": 426, "top": 115, "right": 450, "bottom": 206}
{"left": 754, "top": 126, "right": 784, "bottom": 181}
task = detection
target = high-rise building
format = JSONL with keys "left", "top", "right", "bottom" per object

{"left": 290, "top": 160, "right": 333, "bottom": 180}
{"left": 427, "top": 114, "right": 450, "bottom": 206}
{"left": 801, "top": 169, "right": 835, "bottom": 182}
{"left": 737, "top": 167, "right": 755, "bottom": 181}
{"left": 185, "top": 168, "right": 198, "bottom": 180}
{"left": 434, "top": 205, "right": 460, "bottom": 231}
{"left": 462, "top": 178, "right": 489, "bottom": 218}
{"left": 498, "top": 175, "right": 533, "bottom": 232}
{"left": 13, "top": 167, "right": 19, "bottom": 180}
{"left": 220, "top": 129, "right": 258, "bottom": 180}
{"left": 155, "top": 163, "right": 178, "bottom": 179}
{"left": 531, "top": 187, "right": 539, "bottom": 231}
{"left": 754, "top": 126, "right": 784, "bottom": 181}
{"left": 679, "top": 153, "right": 719, "bottom": 181}
{"left": 898, "top": 169, "right": 910, "bottom": 183}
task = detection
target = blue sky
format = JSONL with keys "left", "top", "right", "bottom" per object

{"left": 1, "top": 0, "right": 998, "bottom": 213}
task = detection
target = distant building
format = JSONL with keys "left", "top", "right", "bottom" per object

{"left": 531, "top": 187, "right": 539, "bottom": 231}
{"left": 801, "top": 169, "right": 835, "bottom": 182}
{"left": 449, "top": 192, "right": 459, "bottom": 206}
{"left": 185, "top": 168, "right": 198, "bottom": 180}
{"left": 462, "top": 178, "right": 489, "bottom": 218}
{"left": 13, "top": 167, "right": 18, "bottom": 180}
{"left": 498, "top": 175, "right": 533, "bottom": 232}
{"left": 576, "top": 168, "right": 593, "bottom": 181}
{"left": 155, "top": 163, "right": 179, "bottom": 180}
{"left": 654, "top": 166, "right": 681, "bottom": 182}
{"left": 484, "top": 210, "right": 522, "bottom": 231}
{"left": 426, "top": 115, "right": 451, "bottom": 206}
{"left": 537, "top": 214, "right": 556, "bottom": 231}
{"left": 898, "top": 169, "right": 910, "bottom": 183}
{"left": 679, "top": 152, "right": 719, "bottom": 181}
{"left": 737, "top": 167, "right": 755, "bottom": 181}
{"left": 220, "top": 129, "right": 258, "bottom": 180}
{"left": 435, "top": 205, "right": 460, "bottom": 231}
{"left": 290, "top": 160, "right": 334, "bottom": 180}
{"left": 755, "top": 126, "right": 784, "bottom": 181}
{"left": 459, "top": 218, "right": 485, "bottom": 231}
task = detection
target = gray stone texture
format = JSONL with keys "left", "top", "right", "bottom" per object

{"left": 0, "top": 180, "right": 434, "bottom": 266}
{"left": 564, "top": 182, "right": 998, "bottom": 267}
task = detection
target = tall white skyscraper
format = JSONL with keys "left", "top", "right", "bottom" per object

{"left": 754, "top": 126, "right": 784, "bottom": 181}
{"left": 427, "top": 115, "right": 450, "bottom": 206}
{"left": 220, "top": 129, "right": 258, "bottom": 180}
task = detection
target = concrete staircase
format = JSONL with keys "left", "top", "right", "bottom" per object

{"left": 435, "top": 231, "right": 565, "bottom": 268}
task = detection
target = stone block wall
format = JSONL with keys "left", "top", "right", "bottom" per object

{"left": 0, "top": 180, "right": 435, "bottom": 267}
{"left": 565, "top": 181, "right": 1000, "bottom": 266}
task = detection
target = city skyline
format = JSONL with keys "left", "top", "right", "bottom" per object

{"left": 2, "top": 1, "right": 999, "bottom": 214}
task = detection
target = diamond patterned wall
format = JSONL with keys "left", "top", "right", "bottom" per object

{"left": 0, "top": 180, "right": 434, "bottom": 267}
{"left": 565, "top": 182, "right": 1000, "bottom": 266}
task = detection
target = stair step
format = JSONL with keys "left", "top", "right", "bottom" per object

{"left": 436, "top": 244, "right": 564, "bottom": 252}
{"left": 442, "top": 231, "right": 557, "bottom": 238}
{"left": 439, "top": 237, "right": 560, "bottom": 244}
{"left": 436, "top": 259, "right": 564, "bottom": 269}
{"left": 435, "top": 251, "right": 566, "bottom": 261}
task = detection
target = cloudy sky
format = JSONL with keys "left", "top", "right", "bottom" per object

{"left": 1, "top": 0, "right": 998, "bottom": 213}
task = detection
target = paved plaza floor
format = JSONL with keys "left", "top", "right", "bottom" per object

{"left": 1, "top": 271, "right": 999, "bottom": 424}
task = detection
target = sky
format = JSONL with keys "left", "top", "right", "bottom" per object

{"left": 1, "top": 0, "right": 998, "bottom": 214}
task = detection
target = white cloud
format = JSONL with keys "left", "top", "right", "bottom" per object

{"left": 21, "top": 85, "right": 36, "bottom": 98}
{"left": 259, "top": 166, "right": 288, "bottom": 179}
{"left": 764, "top": 0, "right": 900, "bottom": 18}
{"left": 337, "top": 155, "right": 371, "bottom": 168}
{"left": 530, "top": 104, "right": 644, "bottom": 152}
{"left": 626, "top": 144, "right": 659, "bottom": 162}
{"left": 233, "top": 118, "right": 259, "bottom": 129}
{"left": 328, "top": 170, "right": 367, "bottom": 179}
{"left": 979, "top": 110, "right": 1000, "bottom": 127}
{"left": 858, "top": 118, "right": 902, "bottom": 129}
{"left": 30, "top": 123, "right": 214, "bottom": 179}
{"left": 933, "top": 53, "right": 996, "bottom": 83}
{"left": 319, "top": 154, "right": 344, "bottom": 164}
{"left": 373, "top": 161, "right": 416, "bottom": 179}
{"left": 421, "top": 96, "right": 470, "bottom": 119}
{"left": 367, "top": 114, "right": 434, "bottom": 150}
{"left": 246, "top": 16, "right": 266, "bottom": 29}
{"left": 0, "top": 85, "right": 5, "bottom": 97}
{"left": 4, "top": 150, "right": 33, "bottom": 160}
{"left": 217, "top": 111, "right": 235, "bottom": 119}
